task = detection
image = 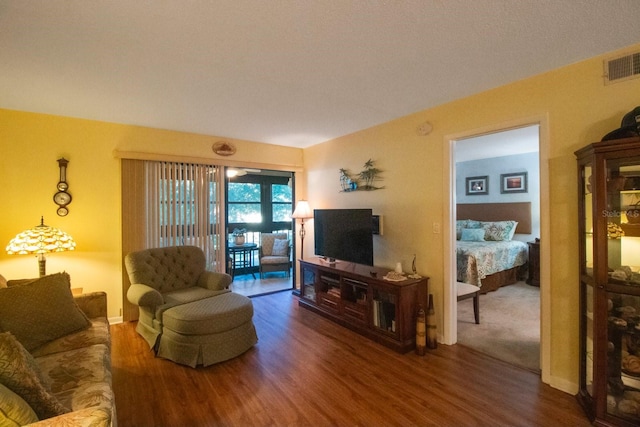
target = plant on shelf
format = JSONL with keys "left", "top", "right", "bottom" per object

{"left": 232, "top": 228, "right": 247, "bottom": 245}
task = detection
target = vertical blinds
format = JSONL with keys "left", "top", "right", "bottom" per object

{"left": 145, "top": 161, "right": 225, "bottom": 271}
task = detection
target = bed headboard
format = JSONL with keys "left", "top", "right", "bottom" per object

{"left": 456, "top": 202, "right": 532, "bottom": 234}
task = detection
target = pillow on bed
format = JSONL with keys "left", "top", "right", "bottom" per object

{"left": 466, "top": 220, "right": 483, "bottom": 229}
{"left": 460, "top": 228, "right": 485, "bottom": 241}
{"left": 456, "top": 220, "right": 468, "bottom": 240}
{"left": 456, "top": 220, "right": 483, "bottom": 240}
{"left": 482, "top": 221, "right": 518, "bottom": 241}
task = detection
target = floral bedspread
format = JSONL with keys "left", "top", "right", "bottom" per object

{"left": 456, "top": 240, "right": 528, "bottom": 287}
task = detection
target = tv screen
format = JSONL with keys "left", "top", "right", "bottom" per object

{"left": 313, "top": 209, "right": 374, "bottom": 266}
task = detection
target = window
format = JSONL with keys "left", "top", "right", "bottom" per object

{"left": 228, "top": 182, "right": 262, "bottom": 223}
{"left": 226, "top": 173, "right": 293, "bottom": 234}
{"left": 272, "top": 183, "right": 293, "bottom": 222}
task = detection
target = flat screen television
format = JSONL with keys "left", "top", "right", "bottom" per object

{"left": 313, "top": 209, "right": 374, "bottom": 266}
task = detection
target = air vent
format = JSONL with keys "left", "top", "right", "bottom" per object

{"left": 604, "top": 51, "right": 640, "bottom": 84}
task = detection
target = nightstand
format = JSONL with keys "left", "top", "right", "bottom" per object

{"left": 527, "top": 238, "right": 540, "bottom": 287}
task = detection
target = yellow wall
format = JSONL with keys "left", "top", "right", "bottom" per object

{"left": 0, "top": 112, "right": 303, "bottom": 317}
{"left": 304, "top": 43, "right": 640, "bottom": 392}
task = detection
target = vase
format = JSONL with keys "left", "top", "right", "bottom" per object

{"left": 426, "top": 294, "right": 437, "bottom": 349}
{"left": 234, "top": 235, "right": 245, "bottom": 246}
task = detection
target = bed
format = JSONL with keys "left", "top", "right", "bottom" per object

{"left": 456, "top": 202, "right": 531, "bottom": 293}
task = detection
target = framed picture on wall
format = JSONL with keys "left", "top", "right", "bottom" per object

{"left": 466, "top": 176, "right": 488, "bottom": 195}
{"left": 500, "top": 172, "right": 528, "bottom": 193}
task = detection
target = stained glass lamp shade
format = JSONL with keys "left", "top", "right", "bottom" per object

{"left": 6, "top": 217, "right": 76, "bottom": 277}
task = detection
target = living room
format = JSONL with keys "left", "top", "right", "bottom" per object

{"left": 2, "top": 2, "right": 640, "bottom": 425}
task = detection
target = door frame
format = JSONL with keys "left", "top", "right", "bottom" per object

{"left": 442, "top": 115, "right": 551, "bottom": 384}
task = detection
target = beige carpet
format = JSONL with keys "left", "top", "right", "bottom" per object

{"left": 457, "top": 281, "right": 540, "bottom": 372}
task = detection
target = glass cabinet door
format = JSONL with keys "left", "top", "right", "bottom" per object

{"left": 583, "top": 164, "right": 594, "bottom": 278}
{"left": 607, "top": 291, "right": 640, "bottom": 424}
{"left": 579, "top": 162, "right": 595, "bottom": 400}
{"left": 603, "top": 156, "right": 640, "bottom": 424}
{"left": 301, "top": 265, "right": 316, "bottom": 302}
{"left": 603, "top": 156, "right": 640, "bottom": 283}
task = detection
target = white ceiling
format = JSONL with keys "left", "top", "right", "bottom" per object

{"left": 1, "top": 1, "right": 639, "bottom": 148}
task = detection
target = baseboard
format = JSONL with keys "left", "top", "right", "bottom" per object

{"left": 108, "top": 316, "right": 123, "bottom": 325}
{"left": 549, "top": 375, "right": 578, "bottom": 395}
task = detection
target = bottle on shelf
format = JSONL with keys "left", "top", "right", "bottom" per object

{"left": 426, "top": 294, "right": 437, "bottom": 349}
{"left": 416, "top": 306, "right": 426, "bottom": 356}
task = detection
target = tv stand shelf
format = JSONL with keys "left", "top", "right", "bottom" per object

{"left": 299, "top": 258, "right": 429, "bottom": 353}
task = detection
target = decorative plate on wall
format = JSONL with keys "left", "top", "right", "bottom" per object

{"left": 212, "top": 141, "right": 236, "bottom": 156}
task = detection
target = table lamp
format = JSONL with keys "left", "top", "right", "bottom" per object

{"left": 6, "top": 217, "right": 76, "bottom": 277}
{"left": 291, "top": 200, "right": 313, "bottom": 260}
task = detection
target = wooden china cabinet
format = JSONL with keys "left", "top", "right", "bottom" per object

{"left": 576, "top": 136, "right": 640, "bottom": 426}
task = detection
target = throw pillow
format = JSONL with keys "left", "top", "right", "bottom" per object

{"left": 0, "top": 274, "right": 6, "bottom": 288}
{"left": 460, "top": 228, "right": 485, "bottom": 242}
{"left": 272, "top": 238, "right": 289, "bottom": 256}
{"left": 0, "top": 272, "right": 91, "bottom": 351}
{"left": 465, "top": 220, "right": 483, "bottom": 229}
{"left": 455, "top": 220, "right": 468, "bottom": 240}
{"left": 0, "top": 382, "right": 39, "bottom": 426}
{"left": 0, "top": 332, "right": 69, "bottom": 420}
{"left": 482, "top": 221, "right": 518, "bottom": 241}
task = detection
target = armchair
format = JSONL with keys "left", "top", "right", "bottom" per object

{"left": 125, "top": 245, "right": 258, "bottom": 367}
{"left": 259, "top": 233, "right": 291, "bottom": 278}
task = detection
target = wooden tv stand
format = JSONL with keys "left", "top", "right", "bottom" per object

{"left": 298, "top": 258, "right": 429, "bottom": 353}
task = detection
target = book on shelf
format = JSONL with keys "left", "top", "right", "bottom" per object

{"left": 372, "top": 298, "right": 396, "bottom": 331}
{"left": 327, "top": 287, "right": 341, "bottom": 297}
{"left": 373, "top": 299, "right": 380, "bottom": 327}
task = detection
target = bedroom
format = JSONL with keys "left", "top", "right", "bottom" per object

{"left": 454, "top": 125, "right": 541, "bottom": 371}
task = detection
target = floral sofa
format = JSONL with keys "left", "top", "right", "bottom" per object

{"left": 0, "top": 272, "right": 114, "bottom": 426}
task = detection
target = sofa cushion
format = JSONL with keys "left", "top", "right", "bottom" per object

{"left": 0, "top": 332, "right": 69, "bottom": 420}
{"left": 0, "top": 382, "right": 39, "bottom": 426}
{"left": 31, "top": 318, "right": 111, "bottom": 358}
{"left": 260, "top": 256, "right": 290, "bottom": 265}
{"left": 0, "top": 272, "right": 91, "bottom": 351}
{"left": 36, "top": 343, "right": 112, "bottom": 414}
{"left": 163, "top": 286, "right": 228, "bottom": 305}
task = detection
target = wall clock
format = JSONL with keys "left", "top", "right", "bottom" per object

{"left": 53, "top": 157, "right": 72, "bottom": 216}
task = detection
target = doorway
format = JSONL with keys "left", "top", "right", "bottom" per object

{"left": 443, "top": 117, "right": 551, "bottom": 381}
{"left": 225, "top": 167, "right": 295, "bottom": 297}
{"left": 454, "top": 125, "right": 541, "bottom": 371}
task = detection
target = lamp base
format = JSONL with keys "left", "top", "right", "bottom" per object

{"left": 38, "top": 254, "right": 46, "bottom": 277}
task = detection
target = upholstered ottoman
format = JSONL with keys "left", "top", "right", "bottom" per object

{"left": 158, "top": 292, "right": 258, "bottom": 368}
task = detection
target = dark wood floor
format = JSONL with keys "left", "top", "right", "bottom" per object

{"left": 112, "top": 291, "right": 590, "bottom": 427}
